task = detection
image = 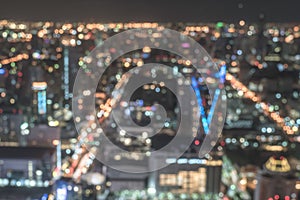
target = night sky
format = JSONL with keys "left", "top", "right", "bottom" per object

{"left": 1, "top": 0, "right": 300, "bottom": 23}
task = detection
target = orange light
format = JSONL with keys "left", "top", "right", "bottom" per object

{"left": 52, "top": 139, "right": 60, "bottom": 146}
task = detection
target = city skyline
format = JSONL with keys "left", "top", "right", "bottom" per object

{"left": 0, "top": 19, "right": 300, "bottom": 199}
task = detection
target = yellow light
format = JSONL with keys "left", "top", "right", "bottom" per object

{"left": 240, "top": 178, "right": 247, "bottom": 185}
{"left": 185, "top": 60, "right": 191, "bottom": 66}
{"left": 52, "top": 139, "right": 60, "bottom": 146}
{"left": 239, "top": 20, "right": 245, "bottom": 26}
{"left": 49, "top": 120, "right": 59, "bottom": 127}
{"left": 285, "top": 35, "right": 294, "bottom": 43}
{"left": 142, "top": 46, "right": 151, "bottom": 53}
{"left": 124, "top": 62, "right": 130, "bottom": 68}
{"left": 32, "top": 82, "right": 47, "bottom": 90}
{"left": 292, "top": 126, "right": 298, "bottom": 132}
{"left": 231, "top": 61, "right": 237, "bottom": 67}
{"left": 96, "top": 185, "right": 101, "bottom": 190}
{"left": 48, "top": 67, "right": 53, "bottom": 73}
{"left": 214, "top": 32, "right": 221, "bottom": 38}
{"left": 9, "top": 98, "right": 15, "bottom": 104}
{"left": 137, "top": 60, "right": 144, "bottom": 67}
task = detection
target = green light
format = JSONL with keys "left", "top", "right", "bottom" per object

{"left": 282, "top": 141, "right": 288, "bottom": 147}
{"left": 78, "top": 60, "right": 84, "bottom": 66}
{"left": 217, "top": 22, "right": 224, "bottom": 28}
{"left": 230, "top": 184, "right": 236, "bottom": 190}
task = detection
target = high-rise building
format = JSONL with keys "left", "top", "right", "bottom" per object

{"left": 32, "top": 82, "right": 47, "bottom": 123}
{"left": 206, "top": 160, "right": 223, "bottom": 194}
{"left": 157, "top": 156, "right": 223, "bottom": 195}
{"left": 254, "top": 156, "right": 298, "bottom": 200}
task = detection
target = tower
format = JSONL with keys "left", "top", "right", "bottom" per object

{"left": 32, "top": 82, "right": 47, "bottom": 123}
{"left": 254, "top": 156, "right": 298, "bottom": 200}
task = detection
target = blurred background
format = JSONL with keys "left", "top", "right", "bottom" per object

{"left": 1, "top": 0, "right": 300, "bottom": 199}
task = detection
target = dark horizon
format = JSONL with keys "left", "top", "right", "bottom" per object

{"left": 1, "top": 0, "right": 300, "bottom": 23}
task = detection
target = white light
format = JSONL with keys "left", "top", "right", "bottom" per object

{"left": 74, "top": 186, "right": 79, "bottom": 192}
{"left": 238, "top": 90, "right": 244, "bottom": 96}
{"left": 29, "top": 180, "right": 36, "bottom": 187}
{"left": 273, "top": 37, "right": 279, "bottom": 42}
{"left": 225, "top": 138, "right": 231, "bottom": 144}
{"left": 24, "top": 179, "right": 30, "bottom": 186}
{"left": 21, "top": 129, "right": 30, "bottom": 135}
{"left": 166, "top": 158, "right": 176, "bottom": 164}
{"left": 146, "top": 151, "right": 151, "bottom": 156}
{"left": 177, "top": 158, "right": 188, "bottom": 164}
{"left": 20, "top": 122, "right": 29, "bottom": 130}
{"left": 189, "top": 159, "right": 202, "bottom": 165}
{"left": 70, "top": 39, "right": 76, "bottom": 46}
{"left": 114, "top": 155, "right": 121, "bottom": 161}
{"left": 145, "top": 138, "right": 151, "bottom": 144}
{"left": 36, "top": 170, "right": 43, "bottom": 176}
{"left": 119, "top": 130, "right": 126, "bottom": 136}
{"left": 44, "top": 181, "right": 49, "bottom": 187}
{"left": 124, "top": 138, "right": 132, "bottom": 146}
{"left": 67, "top": 185, "right": 72, "bottom": 191}
{"left": 142, "top": 132, "right": 148, "bottom": 138}
{"left": 266, "top": 127, "right": 273, "bottom": 133}
{"left": 147, "top": 187, "right": 156, "bottom": 195}
{"left": 16, "top": 181, "right": 22, "bottom": 187}
{"left": 10, "top": 179, "right": 16, "bottom": 186}
{"left": 164, "top": 122, "right": 170, "bottom": 127}
{"left": 66, "top": 149, "right": 71, "bottom": 154}
{"left": 3, "top": 179, "right": 9, "bottom": 186}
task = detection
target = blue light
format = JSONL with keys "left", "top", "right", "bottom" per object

{"left": 237, "top": 50, "right": 243, "bottom": 55}
{"left": 277, "top": 63, "right": 284, "bottom": 72}
{"left": 207, "top": 89, "right": 220, "bottom": 124}
{"left": 191, "top": 64, "right": 226, "bottom": 134}
{"left": 142, "top": 53, "right": 150, "bottom": 59}
{"left": 37, "top": 91, "right": 47, "bottom": 115}
{"left": 137, "top": 99, "right": 144, "bottom": 106}
{"left": 207, "top": 65, "right": 226, "bottom": 124}
{"left": 0, "top": 68, "right": 5, "bottom": 75}
{"left": 219, "top": 65, "right": 227, "bottom": 84}
{"left": 41, "top": 194, "right": 48, "bottom": 200}
{"left": 191, "top": 77, "right": 209, "bottom": 134}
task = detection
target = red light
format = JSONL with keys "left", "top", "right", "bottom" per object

{"left": 194, "top": 140, "right": 200, "bottom": 146}
{"left": 280, "top": 156, "right": 284, "bottom": 160}
{"left": 274, "top": 195, "right": 280, "bottom": 200}
{"left": 145, "top": 106, "right": 152, "bottom": 111}
{"left": 285, "top": 196, "right": 290, "bottom": 200}
{"left": 268, "top": 198, "right": 273, "bottom": 200}
{"left": 220, "top": 141, "right": 225, "bottom": 146}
